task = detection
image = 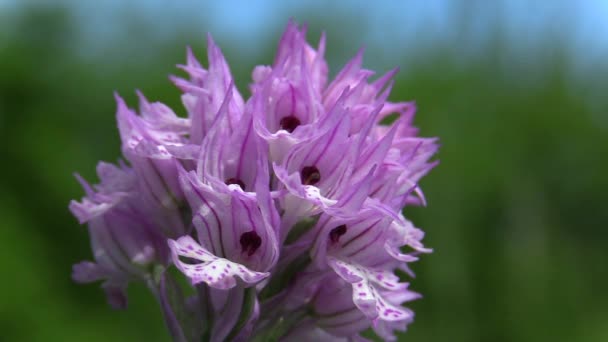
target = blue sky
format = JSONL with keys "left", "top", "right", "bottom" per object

{"left": 1, "top": 0, "right": 607, "bottom": 71}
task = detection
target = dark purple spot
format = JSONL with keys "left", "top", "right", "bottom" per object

{"left": 240, "top": 231, "right": 262, "bottom": 256}
{"left": 225, "top": 178, "right": 246, "bottom": 190}
{"left": 279, "top": 115, "right": 301, "bottom": 133}
{"left": 329, "top": 225, "right": 347, "bottom": 244}
{"left": 300, "top": 166, "right": 321, "bottom": 185}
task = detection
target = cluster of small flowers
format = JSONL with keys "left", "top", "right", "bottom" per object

{"left": 70, "top": 21, "right": 438, "bottom": 341}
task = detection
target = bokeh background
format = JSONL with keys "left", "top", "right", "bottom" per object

{"left": 1, "top": 1, "right": 607, "bottom": 341}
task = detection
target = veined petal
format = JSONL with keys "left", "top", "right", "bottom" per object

{"left": 116, "top": 93, "right": 184, "bottom": 147}
{"left": 250, "top": 72, "right": 324, "bottom": 164}
{"left": 114, "top": 95, "right": 187, "bottom": 235}
{"left": 313, "top": 275, "right": 371, "bottom": 337}
{"left": 352, "top": 116, "right": 399, "bottom": 183}
{"left": 311, "top": 208, "right": 393, "bottom": 268}
{"left": 273, "top": 99, "right": 354, "bottom": 218}
{"left": 95, "top": 161, "right": 135, "bottom": 193}
{"left": 178, "top": 167, "right": 228, "bottom": 258}
{"left": 88, "top": 204, "right": 162, "bottom": 273}
{"left": 198, "top": 101, "right": 264, "bottom": 192}
{"left": 254, "top": 144, "right": 280, "bottom": 224}
{"left": 323, "top": 48, "right": 364, "bottom": 109}
{"left": 69, "top": 162, "right": 134, "bottom": 223}
{"left": 179, "top": 166, "right": 279, "bottom": 271}
{"left": 71, "top": 193, "right": 167, "bottom": 310}
{"left": 174, "top": 37, "right": 243, "bottom": 143}
{"left": 136, "top": 90, "right": 190, "bottom": 134}
{"left": 317, "top": 308, "right": 370, "bottom": 338}
{"left": 329, "top": 166, "right": 377, "bottom": 216}
{"left": 168, "top": 236, "right": 269, "bottom": 289}
{"left": 271, "top": 19, "right": 328, "bottom": 91}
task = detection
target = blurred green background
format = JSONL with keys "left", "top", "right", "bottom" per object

{"left": 1, "top": 1, "right": 607, "bottom": 341}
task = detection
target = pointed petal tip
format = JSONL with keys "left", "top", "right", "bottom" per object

{"left": 186, "top": 45, "right": 195, "bottom": 57}
{"left": 68, "top": 200, "right": 87, "bottom": 224}
{"left": 113, "top": 93, "right": 132, "bottom": 117}
{"left": 73, "top": 172, "right": 94, "bottom": 196}
{"left": 356, "top": 46, "right": 366, "bottom": 59}
{"left": 135, "top": 89, "right": 150, "bottom": 110}
{"left": 206, "top": 32, "right": 214, "bottom": 43}
{"left": 300, "top": 21, "right": 309, "bottom": 35}
{"left": 113, "top": 91, "right": 125, "bottom": 105}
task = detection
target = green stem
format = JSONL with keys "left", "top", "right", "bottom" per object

{"left": 145, "top": 268, "right": 188, "bottom": 342}
{"left": 252, "top": 308, "right": 309, "bottom": 342}
{"left": 197, "top": 285, "right": 213, "bottom": 342}
{"left": 259, "top": 253, "right": 311, "bottom": 301}
{"left": 225, "top": 287, "right": 256, "bottom": 342}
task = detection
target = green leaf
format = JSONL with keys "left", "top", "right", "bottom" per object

{"left": 259, "top": 253, "right": 311, "bottom": 301}
{"left": 225, "top": 287, "right": 257, "bottom": 342}
{"left": 284, "top": 215, "right": 320, "bottom": 245}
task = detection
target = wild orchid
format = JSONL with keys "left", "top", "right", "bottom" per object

{"left": 70, "top": 20, "right": 438, "bottom": 341}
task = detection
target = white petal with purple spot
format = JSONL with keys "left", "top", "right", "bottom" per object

{"left": 169, "top": 236, "right": 269, "bottom": 290}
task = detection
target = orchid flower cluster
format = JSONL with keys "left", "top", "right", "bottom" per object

{"left": 70, "top": 21, "right": 438, "bottom": 341}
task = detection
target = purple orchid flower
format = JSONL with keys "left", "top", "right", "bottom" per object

{"left": 70, "top": 19, "right": 438, "bottom": 341}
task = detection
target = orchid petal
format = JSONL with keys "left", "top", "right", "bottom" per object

{"left": 168, "top": 236, "right": 269, "bottom": 289}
